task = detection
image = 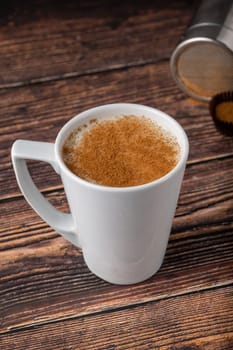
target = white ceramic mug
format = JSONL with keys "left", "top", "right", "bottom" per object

{"left": 12, "top": 103, "right": 189, "bottom": 284}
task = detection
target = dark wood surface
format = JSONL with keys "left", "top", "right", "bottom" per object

{"left": 1, "top": 0, "right": 233, "bottom": 349}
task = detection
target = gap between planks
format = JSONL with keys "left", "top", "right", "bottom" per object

{"left": 1, "top": 281, "right": 233, "bottom": 336}
{"left": 0, "top": 57, "right": 169, "bottom": 90}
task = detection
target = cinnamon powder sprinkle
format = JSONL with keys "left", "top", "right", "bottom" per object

{"left": 63, "top": 115, "right": 180, "bottom": 187}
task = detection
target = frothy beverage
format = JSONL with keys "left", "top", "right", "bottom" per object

{"left": 62, "top": 115, "right": 180, "bottom": 187}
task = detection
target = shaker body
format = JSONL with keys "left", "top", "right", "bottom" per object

{"left": 170, "top": 0, "right": 233, "bottom": 101}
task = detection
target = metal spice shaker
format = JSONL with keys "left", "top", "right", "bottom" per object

{"left": 170, "top": 0, "right": 233, "bottom": 101}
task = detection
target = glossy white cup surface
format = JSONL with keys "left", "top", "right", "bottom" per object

{"left": 12, "top": 104, "right": 189, "bottom": 284}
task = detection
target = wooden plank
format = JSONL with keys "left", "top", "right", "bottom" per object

{"left": 173, "top": 156, "right": 233, "bottom": 233}
{"left": 1, "top": 61, "right": 233, "bottom": 199}
{"left": 0, "top": 0, "right": 194, "bottom": 87}
{"left": 1, "top": 286, "right": 232, "bottom": 349}
{"left": 1, "top": 156, "right": 233, "bottom": 250}
{"left": 2, "top": 2, "right": 232, "bottom": 349}
{"left": 1, "top": 157, "right": 233, "bottom": 332}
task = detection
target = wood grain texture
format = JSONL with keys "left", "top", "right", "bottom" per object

{"left": 1, "top": 156, "right": 233, "bottom": 332}
{"left": 0, "top": 0, "right": 195, "bottom": 87}
{"left": 1, "top": 286, "right": 233, "bottom": 349}
{"left": 2, "top": 155, "right": 233, "bottom": 250}
{"left": 1, "top": 61, "right": 233, "bottom": 199}
{"left": 1, "top": 0, "right": 233, "bottom": 347}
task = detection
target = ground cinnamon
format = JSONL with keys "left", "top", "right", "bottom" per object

{"left": 63, "top": 115, "right": 180, "bottom": 187}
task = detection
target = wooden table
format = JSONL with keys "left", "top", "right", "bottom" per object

{"left": 1, "top": 1, "right": 233, "bottom": 349}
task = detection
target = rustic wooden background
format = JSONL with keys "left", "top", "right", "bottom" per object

{"left": 0, "top": 0, "right": 233, "bottom": 349}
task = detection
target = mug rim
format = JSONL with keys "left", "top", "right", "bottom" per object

{"left": 55, "top": 103, "right": 189, "bottom": 192}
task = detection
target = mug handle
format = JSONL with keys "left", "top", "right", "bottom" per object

{"left": 11, "top": 140, "right": 80, "bottom": 248}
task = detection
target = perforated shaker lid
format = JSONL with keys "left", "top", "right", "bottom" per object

{"left": 170, "top": 38, "right": 233, "bottom": 101}
{"left": 170, "top": 1, "right": 233, "bottom": 101}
